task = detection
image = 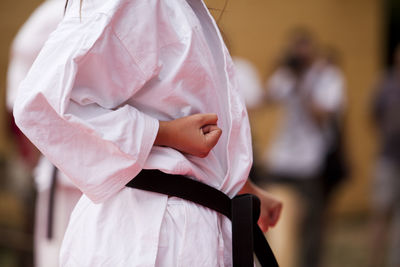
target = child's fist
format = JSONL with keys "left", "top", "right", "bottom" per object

{"left": 155, "top": 113, "right": 222, "bottom": 158}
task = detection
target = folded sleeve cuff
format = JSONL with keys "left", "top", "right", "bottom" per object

{"left": 84, "top": 112, "right": 159, "bottom": 204}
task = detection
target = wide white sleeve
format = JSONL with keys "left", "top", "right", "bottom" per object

{"left": 13, "top": 14, "right": 159, "bottom": 203}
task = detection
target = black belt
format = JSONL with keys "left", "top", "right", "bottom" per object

{"left": 47, "top": 165, "right": 58, "bottom": 240}
{"left": 126, "top": 169, "right": 279, "bottom": 267}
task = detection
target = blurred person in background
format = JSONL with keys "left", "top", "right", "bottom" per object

{"left": 7, "top": 0, "right": 82, "bottom": 266}
{"left": 263, "top": 29, "right": 346, "bottom": 267}
{"left": 223, "top": 31, "right": 263, "bottom": 111}
{"left": 370, "top": 43, "right": 400, "bottom": 267}
{"left": 233, "top": 56, "right": 263, "bottom": 110}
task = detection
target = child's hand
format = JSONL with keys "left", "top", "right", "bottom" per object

{"left": 155, "top": 113, "right": 222, "bottom": 158}
{"left": 256, "top": 189, "right": 282, "bottom": 232}
{"left": 239, "top": 180, "right": 282, "bottom": 232}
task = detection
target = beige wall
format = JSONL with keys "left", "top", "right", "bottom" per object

{"left": 207, "top": 0, "right": 384, "bottom": 214}
{"left": 0, "top": 0, "right": 383, "bottom": 214}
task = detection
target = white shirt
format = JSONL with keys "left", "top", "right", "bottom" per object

{"left": 7, "top": 0, "right": 77, "bottom": 191}
{"left": 233, "top": 57, "right": 263, "bottom": 109}
{"left": 13, "top": 0, "right": 252, "bottom": 265}
{"left": 265, "top": 61, "right": 345, "bottom": 178}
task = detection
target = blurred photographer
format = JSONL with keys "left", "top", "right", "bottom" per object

{"left": 263, "top": 29, "right": 346, "bottom": 267}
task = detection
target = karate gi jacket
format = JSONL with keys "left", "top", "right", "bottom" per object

{"left": 14, "top": 0, "right": 253, "bottom": 265}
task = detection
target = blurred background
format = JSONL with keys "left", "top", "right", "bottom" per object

{"left": 0, "top": 0, "right": 399, "bottom": 266}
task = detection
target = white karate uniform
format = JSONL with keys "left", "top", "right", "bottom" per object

{"left": 13, "top": 0, "right": 253, "bottom": 266}
{"left": 7, "top": 1, "right": 82, "bottom": 266}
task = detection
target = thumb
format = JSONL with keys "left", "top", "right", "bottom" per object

{"left": 203, "top": 125, "right": 222, "bottom": 149}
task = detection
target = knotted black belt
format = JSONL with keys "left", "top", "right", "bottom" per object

{"left": 126, "top": 169, "right": 279, "bottom": 267}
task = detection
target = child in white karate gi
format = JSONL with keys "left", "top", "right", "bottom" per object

{"left": 13, "top": 0, "right": 282, "bottom": 266}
